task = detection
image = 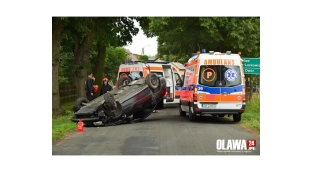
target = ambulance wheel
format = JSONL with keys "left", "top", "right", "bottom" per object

{"left": 104, "top": 92, "right": 117, "bottom": 110}
{"left": 233, "top": 114, "right": 242, "bottom": 122}
{"left": 146, "top": 73, "right": 159, "bottom": 90}
{"left": 188, "top": 106, "right": 196, "bottom": 121}
{"left": 117, "top": 77, "right": 131, "bottom": 88}
{"left": 179, "top": 102, "right": 186, "bottom": 116}
{"left": 73, "top": 97, "right": 89, "bottom": 112}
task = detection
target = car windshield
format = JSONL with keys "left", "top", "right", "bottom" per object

{"left": 198, "top": 65, "right": 241, "bottom": 87}
{"left": 151, "top": 72, "right": 163, "bottom": 78}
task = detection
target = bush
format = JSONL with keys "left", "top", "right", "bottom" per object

{"left": 241, "top": 93, "right": 260, "bottom": 131}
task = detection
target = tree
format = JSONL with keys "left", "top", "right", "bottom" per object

{"left": 141, "top": 17, "right": 260, "bottom": 63}
{"left": 62, "top": 17, "right": 141, "bottom": 98}
{"left": 139, "top": 55, "right": 149, "bottom": 61}
{"left": 103, "top": 47, "right": 128, "bottom": 84}
{"left": 91, "top": 17, "right": 140, "bottom": 96}
{"left": 52, "top": 17, "right": 67, "bottom": 115}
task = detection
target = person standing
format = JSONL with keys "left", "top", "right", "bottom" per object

{"left": 85, "top": 72, "right": 94, "bottom": 101}
{"left": 100, "top": 77, "right": 113, "bottom": 96}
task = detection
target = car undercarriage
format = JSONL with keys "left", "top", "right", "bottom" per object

{"left": 71, "top": 73, "right": 166, "bottom": 127}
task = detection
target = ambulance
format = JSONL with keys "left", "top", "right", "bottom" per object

{"left": 116, "top": 61, "right": 182, "bottom": 108}
{"left": 178, "top": 50, "right": 245, "bottom": 122}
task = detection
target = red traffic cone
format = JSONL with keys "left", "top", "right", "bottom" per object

{"left": 77, "top": 119, "right": 84, "bottom": 132}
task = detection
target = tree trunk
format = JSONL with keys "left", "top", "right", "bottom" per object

{"left": 52, "top": 19, "right": 66, "bottom": 116}
{"left": 73, "top": 21, "right": 96, "bottom": 98}
{"left": 93, "top": 43, "right": 106, "bottom": 97}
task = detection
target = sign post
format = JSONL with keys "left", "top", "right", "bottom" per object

{"left": 242, "top": 58, "right": 260, "bottom": 75}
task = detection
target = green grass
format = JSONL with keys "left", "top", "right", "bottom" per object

{"left": 52, "top": 101, "right": 76, "bottom": 141}
{"left": 240, "top": 94, "right": 260, "bottom": 132}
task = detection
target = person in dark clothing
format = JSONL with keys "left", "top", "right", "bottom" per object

{"left": 100, "top": 77, "right": 112, "bottom": 96}
{"left": 85, "top": 72, "right": 94, "bottom": 101}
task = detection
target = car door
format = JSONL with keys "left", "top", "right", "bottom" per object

{"left": 219, "top": 58, "right": 243, "bottom": 109}
{"left": 180, "top": 68, "right": 190, "bottom": 109}
{"left": 174, "top": 72, "right": 182, "bottom": 99}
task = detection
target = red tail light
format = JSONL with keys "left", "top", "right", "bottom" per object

{"left": 242, "top": 88, "right": 246, "bottom": 102}
{"left": 193, "top": 86, "right": 198, "bottom": 102}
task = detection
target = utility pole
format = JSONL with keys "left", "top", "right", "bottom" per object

{"left": 141, "top": 44, "right": 150, "bottom": 55}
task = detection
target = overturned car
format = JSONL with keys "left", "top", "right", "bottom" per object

{"left": 71, "top": 73, "right": 166, "bottom": 126}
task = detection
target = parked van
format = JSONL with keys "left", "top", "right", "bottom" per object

{"left": 178, "top": 50, "right": 245, "bottom": 122}
{"left": 116, "top": 61, "right": 182, "bottom": 108}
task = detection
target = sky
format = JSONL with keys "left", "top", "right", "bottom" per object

{"left": 123, "top": 21, "right": 158, "bottom": 56}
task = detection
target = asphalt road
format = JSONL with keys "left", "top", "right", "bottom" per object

{"left": 52, "top": 106, "right": 260, "bottom": 155}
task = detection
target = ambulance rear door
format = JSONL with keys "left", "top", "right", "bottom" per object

{"left": 219, "top": 57, "right": 244, "bottom": 110}
{"left": 162, "top": 64, "right": 174, "bottom": 102}
{"left": 197, "top": 55, "right": 222, "bottom": 109}
{"left": 173, "top": 68, "right": 182, "bottom": 99}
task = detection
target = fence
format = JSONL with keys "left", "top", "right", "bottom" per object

{"left": 59, "top": 84, "right": 77, "bottom": 104}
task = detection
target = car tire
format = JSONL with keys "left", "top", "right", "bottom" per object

{"left": 218, "top": 114, "right": 225, "bottom": 117}
{"left": 117, "top": 77, "right": 132, "bottom": 88}
{"left": 233, "top": 114, "right": 242, "bottom": 122}
{"left": 146, "top": 73, "right": 160, "bottom": 90}
{"left": 188, "top": 105, "right": 196, "bottom": 121}
{"left": 179, "top": 102, "right": 186, "bottom": 116}
{"left": 104, "top": 92, "right": 117, "bottom": 110}
{"left": 73, "top": 97, "right": 89, "bottom": 112}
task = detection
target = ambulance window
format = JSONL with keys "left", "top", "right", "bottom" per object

{"left": 174, "top": 73, "right": 182, "bottom": 82}
{"left": 151, "top": 72, "right": 163, "bottom": 78}
{"left": 119, "top": 72, "right": 143, "bottom": 78}
{"left": 119, "top": 72, "right": 129, "bottom": 78}
{"left": 199, "top": 65, "right": 241, "bottom": 87}
{"left": 184, "top": 66, "right": 195, "bottom": 86}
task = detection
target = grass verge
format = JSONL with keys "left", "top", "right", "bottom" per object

{"left": 240, "top": 93, "right": 260, "bottom": 132}
{"left": 52, "top": 101, "right": 76, "bottom": 141}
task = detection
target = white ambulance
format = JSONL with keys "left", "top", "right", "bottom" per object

{"left": 116, "top": 61, "right": 182, "bottom": 108}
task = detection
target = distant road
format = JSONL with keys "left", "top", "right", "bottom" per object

{"left": 53, "top": 107, "right": 260, "bottom": 155}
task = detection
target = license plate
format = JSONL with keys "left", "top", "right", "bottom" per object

{"left": 203, "top": 104, "right": 217, "bottom": 108}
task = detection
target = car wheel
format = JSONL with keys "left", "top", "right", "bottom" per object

{"left": 218, "top": 114, "right": 225, "bottom": 117}
{"left": 146, "top": 73, "right": 159, "bottom": 90}
{"left": 179, "top": 102, "right": 186, "bottom": 116}
{"left": 104, "top": 92, "right": 117, "bottom": 110}
{"left": 233, "top": 114, "right": 242, "bottom": 122}
{"left": 73, "top": 97, "right": 89, "bottom": 112}
{"left": 188, "top": 105, "right": 196, "bottom": 121}
{"left": 117, "top": 77, "right": 132, "bottom": 88}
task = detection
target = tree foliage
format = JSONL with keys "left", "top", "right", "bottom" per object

{"left": 103, "top": 47, "right": 128, "bottom": 84}
{"left": 139, "top": 55, "right": 149, "bottom": 61}
{"left": 142, "top": 17, "right": 260, "bottom": 63}
{"left": 53, "top": 17, "right": 147, "bottom": 115}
